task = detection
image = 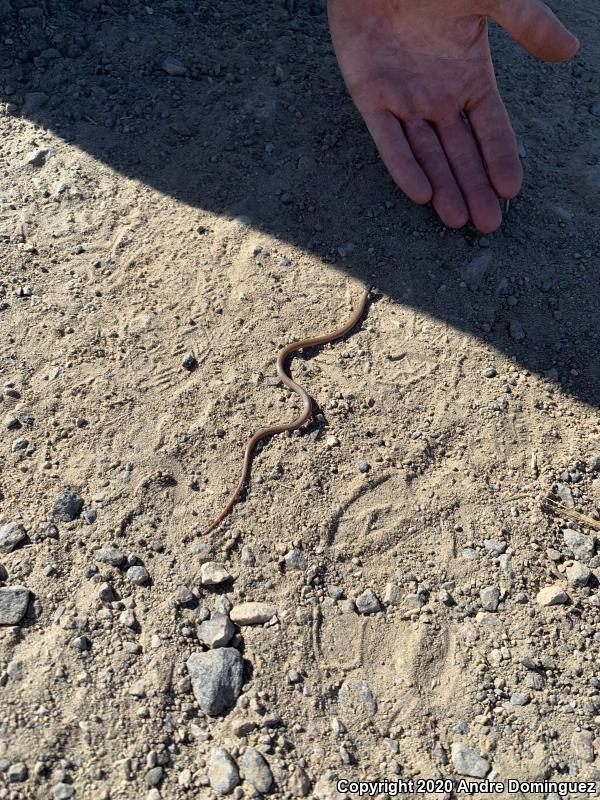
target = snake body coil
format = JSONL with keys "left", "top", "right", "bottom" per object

{"left": 204, "top": 288, "right": 369, "bottom": 535}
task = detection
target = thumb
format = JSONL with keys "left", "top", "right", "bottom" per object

{"left": 487, "top": 0, "right": 580, "bottom": 62}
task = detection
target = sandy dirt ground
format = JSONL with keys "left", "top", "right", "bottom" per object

{"left": 1, "top": 0, "right": 600, "bottom": 798}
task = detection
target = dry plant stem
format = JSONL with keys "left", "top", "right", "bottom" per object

{"left": 204, "top": 288, "right": 370, "bottom": 535}
{"left": 543, "top": 495, "right": 600, "bottom": 533}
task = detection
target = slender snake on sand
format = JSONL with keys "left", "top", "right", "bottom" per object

{"left": 204, "top": 287, "right": 370, "bottom": 535}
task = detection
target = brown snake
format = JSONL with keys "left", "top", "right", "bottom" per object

{"left": 204, "top": 288, "right": 370, "bottom": 535}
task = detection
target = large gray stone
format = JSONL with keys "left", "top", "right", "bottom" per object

{"left": 451, "top": 743, "right": 490, "bottom": 778}
{"left": 52, "top": 489, "right": 83, "bottom": 522}
{"left": 0, "top": 522, "right": 26, "bottom": 553}
{"left": 0, "top": 586, "right": 30, "bottom": 625}
{"left": 355, "top": 589, "right": 382, "bottom": 615}
{"left": 186, "top": 648, "right": 243, "bottom": 716}
{"left": 208, "top": 747, "right": 239, "bottom": 794}
{"left": 240, "top": 747, "right": 273, "bottom": 794}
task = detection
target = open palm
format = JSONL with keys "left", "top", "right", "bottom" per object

{"left": 329, "top": 0, "right": 579, "bottom": 232}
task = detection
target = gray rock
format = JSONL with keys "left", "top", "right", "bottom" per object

{"left": 555, "top": 484, "right": 575, "bottom": 507}
{"left": 230, "top": 602, "right": 276, "bottom": 625}
{"left": 24, "top": 148, "right": 50, "bottom": 168}
{"left": 563, "top": 529, "right": 594, "bottom": 561}
{"left": 591, "top": 102, "right": 600, "bottom": 118}
{"left": 186, "top": 648, "right": 243, "bottom": 716}
{"left": 0, "top": 586, "right": 30, "bottom": 625}
{"left": 52, "top": 784, "right": 75, "bottom": 800}
{"left": 461, "top": 251, "right": 492, "bottom": 291}
{"left": 566, "top": 561, "right": 591, "bottom": 588}
{"left": 338, "top": 680, "right": 377, "bottom": 715}
{"left": 536, "top": 585, "right": 569, "bottom": 607}
{"left": 98, "top": 582, "right": 116, "bottom": 604}
{"left": 483, "top": 538, "right": 506, "bottom": 556}
{"left": 288, "top": 765, "right": 310, "bottom": 797}
{"left": 571, "top": 730, "right": 594, "bottom": 763}
{"left": 240, "top": 545, "right": 256, "bottom": 566}
{"left": 175, "top": 584, "right": 194, "bottom": 604}
{"left": 23, "top": 92, "right": 49, "bottom": 114}
{"left": 356, "top": 460, "right": 370, "bottom": 473}
{"left": 208, "top": 747, "right": 239, "bottom": 794}
{"left": 509, "top": 319, "right": 525, "bottom": 341}
{"left": 126, "top": 566, "right": 150, "bottom": 586}
{"left": 284, "top": 548, "right": 306, "bottom": 571}
{"left": 240, "top": 747, "right": 273, "bottom": 794}
{"left": 145, "top": 766, "right": 163, "bottom": 787}
{"left": 200, "top": 562, "right": 232, "bottom": 586}
{"left": 181, "top": 353, "right": 197, "bottom": 371}
{"left": 198, "top": 612, "right": 235, "bottom": 648}
{"left": 52, "top": 489, "right": 83, "bottom": 522}
{"left": 510, "top": 692, "right": 530, "bottom": 706}
{"left": 382, "top": 582, "right": 399, "bottom": 605}
{"left": 450, "top": 743, "right": 490, "bottom": 778}
{"left": 480, "top": 585, "right": 500, "bottom": 612}
{"left": 0, "top": 521, "right": 27, "bottom": 553}
{"left": 94, "top": 546, "right": 125, "bottom": 567}
{"left": 355, "top": 589, "right": 382, "bottom": 615}
{"left": 8, "top": 762, "right": 28, "bottom": 782}
{"left": 162, "top": 55, "right": 187, "bottom": 76}
{"left": 525, "top": 671, "right": 545, "bottom": 691}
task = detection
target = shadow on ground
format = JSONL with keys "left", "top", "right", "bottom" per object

{"left": 2, "top": 0, "right": 599, "bottom": 402}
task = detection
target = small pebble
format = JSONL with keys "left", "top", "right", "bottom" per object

{"left": 355, "top": 589, "right": 382, "bottom": 615}
{"left": 536, "top": 585, "right": 569, "bottom": 607}
{"left": 127, "top": 566, "right": 150, "bottom": 586}
{"left": 200, "top": 562, "right": 232, "bottom": 586}
{"left": 208, "top": 747, "right": 239, "bottom": 794}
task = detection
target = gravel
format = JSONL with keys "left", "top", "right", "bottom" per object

{"left": 338, "top": 680, "right": 377, "bottom": 716}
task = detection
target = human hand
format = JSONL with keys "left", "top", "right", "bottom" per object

{"left": 328, "top": 0, "right": 579, "bottom": 232}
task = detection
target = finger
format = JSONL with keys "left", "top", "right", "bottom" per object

{"left": 362, "top": 110, "right": 433, "bottom": 205}
{"left": 487, "top": 0, "right": 579, "bottom": 62}
{"left": 468, "top": 91, "right": 523, "bottom": 198}
{"left": 404, "top": 121, "right": 469, "bottom": 229}
{"left": 436, "top": 116, "right": 502, "bottom": 234}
